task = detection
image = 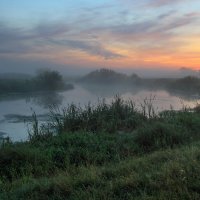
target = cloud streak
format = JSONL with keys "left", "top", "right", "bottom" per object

{"left": 0, "top": 0, "right": 200, "bottom": 72}
{"left": 0, "top": 22, "right": 123, "bottom": 59}
{"left": 148, "top": 0, "right": 189, "bottom": 7}
{"left": 87, "top": 12, "right": 199, "bottom": 46}
{"left": 50, "top": 39, "right": 124, "bottom": 59}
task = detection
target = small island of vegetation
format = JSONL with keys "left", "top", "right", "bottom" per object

{"left": 0, "top": 69, "right": 73, "bottom": 95}
{"left": 79, "top": 68, "right": 200, "bottom": 96}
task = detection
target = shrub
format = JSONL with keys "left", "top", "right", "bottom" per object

{"left": 134, "top": 122, "right": 188, "bottom": 153}
{"left": 51, "top": 97, "right": 146, "bottom": 134}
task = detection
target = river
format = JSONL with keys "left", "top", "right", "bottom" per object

{"left": 0, "top": 84, "right": 199, "bottom": 141}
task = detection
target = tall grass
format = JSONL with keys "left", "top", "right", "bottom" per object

{"left": 1, "top": 97, "right": 200, "bottom": 199}
{"left": 140, "top": 95, "right": 157, "bottom": 118}
{"left": 48, "top": 96, "right": 147, "bottom": 135}
{"left": 27, "top": 111, "right": 53, "bottom": 143}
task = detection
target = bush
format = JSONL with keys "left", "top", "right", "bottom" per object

{"left": 134, "top": 122, "right": 188, "bottom": 153}
{"left": 51, "top": 97, "right": 146, "bottom": 134}
{"left": 0, "top": 70, "right": 73, "bottom": 95}
{"left": 34, "top": 70, "right": 66, "bottom": 91}
{"left": 0, "top": 145, "right": 52, "bottom": 180}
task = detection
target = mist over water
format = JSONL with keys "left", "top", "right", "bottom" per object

{"left": 0, "top": 83, "right": 199, "bottom": 141}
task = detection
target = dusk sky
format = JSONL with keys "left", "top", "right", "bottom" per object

{"left": 0, "top": 0, "right": 200, "bottom": 74}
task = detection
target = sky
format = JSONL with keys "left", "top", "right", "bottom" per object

{"left": 0, "top": 0, "right": 200, "bottom": 75}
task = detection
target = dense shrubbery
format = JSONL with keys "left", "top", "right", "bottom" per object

{"left": 80, "top": 68, "right": 140, "bottom": 85}
{"left": 133, "top": 122, "right": 187, "bottom": 152}
{"left": 33, "top": 70, "right": 66, "bottom": 91}
{"left": 80, "top": 68, "right": 200, "bottom": 94}
{"left": 168, "top": 76, "right": 200, "bottom": 93}
{"left": 0, "top": 79, "right": 33, "bottom": 93}
{"left": 0, "top": 70, "right": 73, "bottom": 94}
{"left": 50, "top": 97, "right": 146, "bottom": 134}
{"left": 1, "top": 98, "right": 200, "bottom": 199}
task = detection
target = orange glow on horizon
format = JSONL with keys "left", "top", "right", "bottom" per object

{"left": 19, "top": 41, "right": 200, "bottom": 71}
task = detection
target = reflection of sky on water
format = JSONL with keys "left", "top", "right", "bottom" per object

{"left": 27, "top": 92, "right": 64, "bottom": 109}
{"left": 0, "top": 85, "right": 199, "bottom": 141}
{"left": 120, "top": 91, "right": 196, "bottom": 111}
{"left": 0, "top": 122, "right": 28, "bottom": 141}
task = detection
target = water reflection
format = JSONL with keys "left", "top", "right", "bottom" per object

{"left": 0, "top": 131, "right": 6, "bottom": 137}
{"left": 80, "top": 83, "right": 200, "bottom": 102}
{"left": 25, "top": 92, "right": 64, "bottom": 109}
{"left": 166, "top": 89, "right": 200, "bottom": 101}
{"left": 80, "top": 84, "right": 141, "bottom": 98}
{"left": 0, "top": 91, "right": 64, "bottom": 108}
{"left": 0, "top": 85, "right": 200, "bottom": 141}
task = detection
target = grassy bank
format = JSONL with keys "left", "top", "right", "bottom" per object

{"left": 0, "top": 98, "right": 200, "bottom": 199}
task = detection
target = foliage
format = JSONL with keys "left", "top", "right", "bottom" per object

{"left": 1, "top": 97, "right": 200, "bottom": 199}
{"left": 168, "top": 76, "right": 200, "bottom": 93}
{"left": 0, "top": 70, "right": 73, "bottom": 94}
{"left": 133, "top": 121, "right": 187, "bottom": 153}
{"left": 51, "top": 96, "right": 146, "bottom": 134}
{"left": 34, "top": 70, "right": 66, "bottom": 91}
{"left": 79, "top": 68, "right": 200, "bottom": 94}
{"left": 80, "top": 68, "right": 130, "bottom": 85}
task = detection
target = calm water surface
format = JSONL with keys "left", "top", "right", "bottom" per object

{"left": 0, "top": 85, "right": 199, "bottom": 141}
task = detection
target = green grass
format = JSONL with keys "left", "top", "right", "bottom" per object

{"left": 1, "top": 98, "right": 200, "bottom": 199}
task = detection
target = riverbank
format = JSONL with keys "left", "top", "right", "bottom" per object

{"left": 1, "top": 98, "right": 200, "bottom": 199}
{"left": 0, "top": 70, "right": 73, "bottom": 95}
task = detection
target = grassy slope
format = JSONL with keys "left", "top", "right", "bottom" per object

{"left": 0, "top": 99, "right": 200, "bottom": 199}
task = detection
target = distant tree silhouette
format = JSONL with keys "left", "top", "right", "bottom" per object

{"left": 81, "top": 68, "right": 128, "bottom": 84}
{"left": 35, "top": 70, "right": 65, "bottom": 91}
{"left": 170, "top": 76, "right": 200, "bottom": 92}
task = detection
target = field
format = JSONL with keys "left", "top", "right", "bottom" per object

{"left": 1, "top": 97, "right": 200, "bottom": 199}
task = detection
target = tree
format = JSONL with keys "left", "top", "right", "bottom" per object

{"left": 35, "top": 70, "right": 65, "bottom": 91}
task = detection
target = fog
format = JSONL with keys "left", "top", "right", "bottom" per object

{"left": 0, "top": 67, "right": 200, "bottom": 141}
{"left": 0, "top": 55, "right": 199, "bottom": 78}
{"left": 0, "top": 67, "right": 199, "bottom": 98}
